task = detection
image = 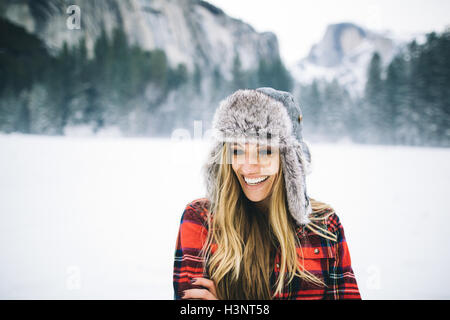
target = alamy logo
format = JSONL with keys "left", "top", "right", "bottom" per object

{"left": 66, "top": 265, "right": 82, "bottom": 290}
{"left": 66, "top": 5, "right": 81, "bottom": 30}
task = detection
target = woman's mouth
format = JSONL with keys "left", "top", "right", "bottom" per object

{"left": 242, "top": 175, "right": 269, "bottom": 186}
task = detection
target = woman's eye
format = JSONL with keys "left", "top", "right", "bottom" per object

{"left": 233, "top": 149, "right": 243, "bottom": 156}
{"left": 232, "top": 148, "right": 273, "bottom": 157}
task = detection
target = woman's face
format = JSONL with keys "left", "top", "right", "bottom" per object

{"left": 230, "top": 142, "right": 280, "bottom": 203}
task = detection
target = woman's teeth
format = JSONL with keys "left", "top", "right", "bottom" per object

{"left": 243, "top": 176, "right": 269, "bottom": 185}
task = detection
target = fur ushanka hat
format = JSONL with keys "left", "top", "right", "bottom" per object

{"left": 202, "top": 87, "right": 313, "bottom": 225}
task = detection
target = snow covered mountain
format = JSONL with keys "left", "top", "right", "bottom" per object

{"left": 292, "top": 22, "right": 413, "bottom": 97}
{"left": 2, "top": 0, "right": 280, "bottom": 79}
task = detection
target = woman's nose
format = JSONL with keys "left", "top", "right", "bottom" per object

{"left": 246, "top": 150, "right": 259, "bottom": 165}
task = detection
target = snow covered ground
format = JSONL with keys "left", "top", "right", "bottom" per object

{"left": 0, "top": 133, "right": 449, "bottom": 299}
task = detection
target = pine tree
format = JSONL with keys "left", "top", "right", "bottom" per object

{"left": 28, "top": 84, "right": 58, "bottom": 134}
{"left": 257, "top": 59, "right": 270, "bottom": 87}
{"left": 256, "top": 58, "right": 293, "bottom": 92}
{"left": 436, "top": 30, "right": 450, "bottom": 146}
{"left": 193, "top": 63, "right": 202, "bottom": 92}
{"left": 321, "top": 79, "right": 347, "bottom": 139}
{"left": 365, "top": 52, "right": 383, "bottom": 106}
{"left": 0, "top": 88, "right": 22, "bottom": 133}
{"left": 384, "top": 53, "right": 408, "bottom": 144}
{"left": 149, "top": 49, "right": 168, "bottom": 89}
{"left": 212, "top": 66, "right": 223, "bottom": 91}
{"left": 298, "top": 80, "right": 323, "bottom": 137}
{"left": 271, "top": 58, "right": 293, "bottom": 92}
{"left": 168, "top": 63, "right": 188, "bottom": 90}
{"left": 364, "top": 52, "right": 384, "bottom": 143}
{"left": 231, "top": 53, "right": 246, "bottom": 91}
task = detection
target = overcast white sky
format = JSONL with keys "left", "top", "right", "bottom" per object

{"left": 208, "top": 0, "right": 450, "bottom": 66}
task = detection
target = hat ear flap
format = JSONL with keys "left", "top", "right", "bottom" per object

{"left": 202, "top": 141, "right": 224, "bottom": 208}
{"left": 296, "top": 141, "right": 312, "bottom": 176}
{"left": 280, "top": 143, "right": 311, "bottom": 226}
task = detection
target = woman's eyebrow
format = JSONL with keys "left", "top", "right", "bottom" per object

{"left": 232, "top": 143, "right": 271, "bottom": 148}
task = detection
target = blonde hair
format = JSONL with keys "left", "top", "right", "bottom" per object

{"left": 201, "top": 142, "right": 337, "bottom": 299}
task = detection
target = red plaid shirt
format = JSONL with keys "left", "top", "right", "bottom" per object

{"left": 173, "top": 198, "right": 361, "bottom": 300}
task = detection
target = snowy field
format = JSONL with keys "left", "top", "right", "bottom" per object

{"left": 0, "top": 133, "right": 449, "bottom": 299}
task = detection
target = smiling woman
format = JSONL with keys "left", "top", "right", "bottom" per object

{"left": 173, "top": 87, "right": 361, "bottom": 300}
{"left": 230, "top": 142, "right": 280, "bottom": 204}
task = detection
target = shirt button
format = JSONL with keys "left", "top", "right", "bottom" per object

{"left": 276, "top": 264, "right": 280, "bottom": 268}
{"left": 314, "top": 249, "right": 320, "bottom": 254}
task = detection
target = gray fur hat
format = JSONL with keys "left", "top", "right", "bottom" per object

{"left": 202, "top": 87, "right": 312, "bottom": 225}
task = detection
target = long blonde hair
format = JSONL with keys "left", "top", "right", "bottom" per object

{"left": 201, "top": 142, "right": 337, "bottom": 299}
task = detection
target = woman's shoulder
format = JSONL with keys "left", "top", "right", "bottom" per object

{"left": 308, "top": 198, "right": 342, "bottom": 234}
{"left": 182, "top": 197, "right": 211, "bottom": 224}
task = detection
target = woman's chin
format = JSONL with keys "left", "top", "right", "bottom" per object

{"left": 243, "top": 192, "right": 266, "bottom": 203}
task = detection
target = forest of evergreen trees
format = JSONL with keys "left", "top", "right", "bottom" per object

{"left": 298, "top": 29, "right": 450, "bottom": 147}
{"left": 229, "top": 53, "right": 293, "bottom": 93}
{"left": 0, "top": 15, "right": 448, "bottom": 147}
{"left": 0, "top": 17, "right": 188, "bottom": 135}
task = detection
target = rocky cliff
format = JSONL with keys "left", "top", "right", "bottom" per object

{"left": 2, "top": 0, "right": 280, "bottom": 79}
{"left": 292, "top": 22, "right": 409, "bottom": 97}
